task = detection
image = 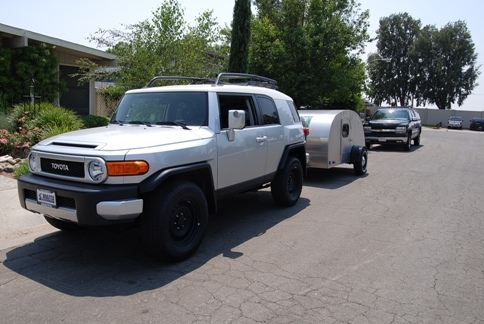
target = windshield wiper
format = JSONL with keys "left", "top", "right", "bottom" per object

{"left": 155, "top": 121, "right": 190, "bottom": 130}
{"left": 128, "top": 121, "right": 152, "bottom": 127}
{"left": 111, "top": 120, "right": 125, "bottom": 125}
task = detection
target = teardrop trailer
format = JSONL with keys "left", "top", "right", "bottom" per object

{"left": 299, "top": 109, "right": 368, "bottom": 175}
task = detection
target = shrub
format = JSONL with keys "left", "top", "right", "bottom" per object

{"left": 81, "top": 115, "right": 110, "bottom": 128}
{"left": 13, "top": 159, "right": 29, "bottom": 178}
{"left": 0, "top": 111, "right": 12, "bottom": 131}
{"left": 33, "top": 105, "right": 84, "bottom": 132}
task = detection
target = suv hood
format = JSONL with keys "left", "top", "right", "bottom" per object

{"left": 36, "top": 124, "right": 212, "bottom": 151}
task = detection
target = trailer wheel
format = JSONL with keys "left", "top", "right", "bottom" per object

{"left": 271, "top": 156, "right": 303, "bottom": 207}
{"left": 140, "top": 180, "right": 208, "bottom": 261}
{"left": 352, "top": 146, "right": 368, "bottom": 176}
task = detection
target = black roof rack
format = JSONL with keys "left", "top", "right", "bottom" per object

{"left": 214, "top": 73, "right": 278, "bottom": 89}
{"left": 145, "top": 76, "right": 213, "bottom": 87}
{"left": 144, "top": 73, "right": 278, "bottom": 90}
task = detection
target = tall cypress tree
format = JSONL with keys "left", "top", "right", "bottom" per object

{"left": 228, "top": 0, "right": 251, "bottom": 73}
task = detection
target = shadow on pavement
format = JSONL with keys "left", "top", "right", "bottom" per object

{"left": 3, "top": 190, "right": 309, "bottom": 297}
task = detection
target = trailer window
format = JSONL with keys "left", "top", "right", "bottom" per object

{"left": 342, "top": 124, "right": 350, "bottom": 137}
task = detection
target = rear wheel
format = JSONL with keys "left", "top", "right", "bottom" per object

{"left": 271, "top": 157, "right": 303, "bottom": 207}
{"left": 140, "top": 180, "right": 208, "bottom": 261}
{"left": 44, "top": 215, "right": 83, "bottom": 231}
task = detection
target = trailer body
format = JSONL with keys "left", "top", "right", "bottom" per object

{"left": 299, "top": 110, "right": 367, "bottom": 175}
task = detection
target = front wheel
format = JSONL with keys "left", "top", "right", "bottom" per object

{"left": 403, "top": 133, "right": 412, "bottom": 151}
{"left": 413, "top": 133, "right": 421, "bottom": 146}
{"left": 140, "top": 180, "right": 208, "bottom": 261}
{"left": 271, "top": 156, "right": 303, "bottom": 207}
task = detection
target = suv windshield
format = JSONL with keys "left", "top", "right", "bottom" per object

{"left": 111, "top": 92, "right": 208, "bottom": 126}
{"left": 372, "top": 109, "right": 409, "bottom": 121}
{"left": 449, "top": 116, "right": 462, "bottom": 121}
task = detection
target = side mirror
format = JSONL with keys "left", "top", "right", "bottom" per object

{"left": 227, "top": 110, "right": 246, "bottom": 141}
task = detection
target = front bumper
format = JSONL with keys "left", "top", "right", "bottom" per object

{"left": 18, "top": 173, "right": 143, "bottom": 226}
{"left": 365, "top": 135, "right": 408, "bottom": 145}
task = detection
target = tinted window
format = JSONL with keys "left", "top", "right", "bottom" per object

{"left": 342, "top": 124, "right": 350, "bottom": 138}
{"left": 257, "top": 96, "right": 280, "bottom": 125}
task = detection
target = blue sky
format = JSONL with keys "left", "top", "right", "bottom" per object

{"left": 1, "top": 0, "right": 483, "bottom": 111}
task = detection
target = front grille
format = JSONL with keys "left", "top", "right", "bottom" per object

{"left": 24, "top": 189, "right": 76, "bottom": 209}
{"left": 40, "top": 158, "right": 85, "bottom": 178}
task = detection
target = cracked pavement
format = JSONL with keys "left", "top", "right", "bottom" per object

{"left": 1, "top": 128, "right": 483, "bottom": 323}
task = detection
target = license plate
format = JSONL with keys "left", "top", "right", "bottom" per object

{"left": 378, "top": 138, "right": 386, "bottom": 142}
{"left": 37, "top": 189, "right": 57, "bottom": 208}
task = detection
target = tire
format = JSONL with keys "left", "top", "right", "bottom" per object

{"left": 44, "top": 215, "right": 83, "bottom": 231}
{"left": 413, "top": 133, "right": 420, "bottom": 146}
{"left": 140, "top": 180, "right": 208, "bottom": 261}
{"left": 403, "top": 133, "right": 411, "bottom": 151}
{"left": 352, "top": 146, "right": 368, "bottom": 176}
{"left": 271, "top": 156, "right": 303, "bottom": 207}
{"left": 366, "top": 143, "right": 371, "bottom": 150}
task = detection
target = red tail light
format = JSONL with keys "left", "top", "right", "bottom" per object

{"left": 303, "top": 126, "right": 310, "bottom": 137}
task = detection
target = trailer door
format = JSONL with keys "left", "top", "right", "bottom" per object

{"left": 340, "top": 115, "right": 352, "bottom": 157}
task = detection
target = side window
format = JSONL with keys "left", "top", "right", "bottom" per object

{"left": 257, "top": 96, "right": 280, "bottom": 125}
{"left": 342, "top": 124, "right": 350, "bottom": 138}
{"left": 286, "top": 100, "right": 300, "bottom": 123}
{"left": 218, "top": 94, "right": 257, "bottom": 129}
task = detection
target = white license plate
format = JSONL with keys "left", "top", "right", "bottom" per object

{"left": 378, "top": 138, "right": 386, "bottom": 142}
{"left": 37, "top": 189, "right": 57, "bottom": 208}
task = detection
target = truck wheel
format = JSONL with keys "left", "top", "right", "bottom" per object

{"left": 44, "top": 215, "right": 83, "bottom": 231}
{"left": 352, "top": 146, "right": 368, "bottom": 175}
{"left": 403, "top": 133, "right": 412, "bottom": 151}
{"left": 271, "top": 156, "right": 303, "bottom": 207}
{"left": 141, "top": 180, "right": 208, "bottom": 261}
{"left": 414, "top": 134, "right": 421, "bottom": 146}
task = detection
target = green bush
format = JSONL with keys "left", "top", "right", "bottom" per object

{"left": 34, "top": 105, "right": 84, "bottom": 131}
{"left": 0, "top": 110, "right": 11, "bottom": 131}
{"left": 13, "top": 159, "right": 29, "bottom": 178}
{"left": 80, "top": 115, "right": 110, "bottom": 128}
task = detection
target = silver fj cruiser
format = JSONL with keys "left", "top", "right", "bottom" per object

{"left": 17, "top": 73, "right": 307, "bottom": 261}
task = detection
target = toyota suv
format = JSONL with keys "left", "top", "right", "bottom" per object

{"left": 364, "top": 107, "right": 421, "bottom": 151}
{"left": 17, "top": 73, "right": 307, "bottom": 261}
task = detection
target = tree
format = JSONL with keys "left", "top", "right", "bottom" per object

{"left": 368, "top": 13, "right": 421, "bottom": 107}
{"left": 368, "top": 14, "right": 480, "bottom": 110}
{"left": 80, "top": 0, "right": 223, "bottom": 92}
{"left": 228, "top": 0, "right": 251, "bottom": 73}
{"left": 0, "top": 44, "right": 64, "bottom": 110}
{"left": 250, "top": 0, "right": 370, "bottom": 110}
{"left": 415, "top": 21, "right": 479, "bottom": 110}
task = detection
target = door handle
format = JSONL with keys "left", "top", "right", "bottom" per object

{"left": 256, "top": 135, "right": 267, "bottom": 143}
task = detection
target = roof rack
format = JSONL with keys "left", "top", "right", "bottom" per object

{"left": 144, "top": 73, "right": 278, "bottom": 90}
{"left": 214, "top": 73, "right": 278, "bottom": 90}
{"left": 145, "top": 76, "right": 213, "bottom": 87}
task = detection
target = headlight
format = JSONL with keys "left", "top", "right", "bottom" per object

{"left": 395, "top": 126, "right": 407, "bottom": 134}
{"left": 88, "top": 160, "right": 106, "bottom": 183}
{"left": 28, "top": 152, "right": 37, "bottom": 172}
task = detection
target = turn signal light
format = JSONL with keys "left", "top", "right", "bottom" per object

{"left": 106, "top": 161, "right": 149, "bottom": 176}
